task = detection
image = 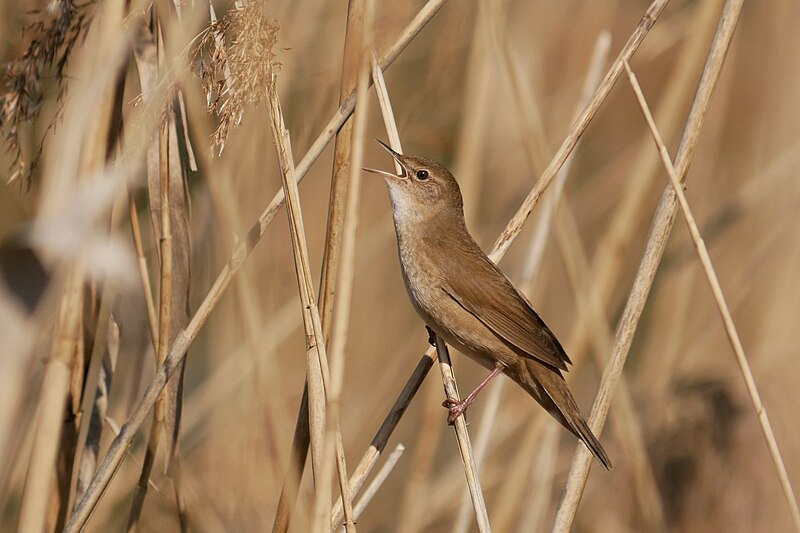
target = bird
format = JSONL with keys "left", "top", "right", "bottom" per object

{"left": 364, "top": 140, "right": 611, "bottom": 470}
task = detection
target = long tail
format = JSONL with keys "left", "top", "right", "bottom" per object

{"left": 522, "top": 361, "right": 613, "bottom": 470}
{"left": 570, "top": 416, "right": 612, "bottom": 470}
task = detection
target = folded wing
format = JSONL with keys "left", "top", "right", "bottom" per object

{"left": 441, "top": 247, "right": 571, "bottom": 371}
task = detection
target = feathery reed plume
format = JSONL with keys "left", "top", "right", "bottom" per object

{"left": 0, "top": 0, "right": 95, "bottom": 186}
{"left": 194, "top": 2, "right": 280, "bottom": 155}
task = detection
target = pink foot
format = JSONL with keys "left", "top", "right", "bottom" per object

{"left": 442, "top": 397, "right": 469, "bottom": 425}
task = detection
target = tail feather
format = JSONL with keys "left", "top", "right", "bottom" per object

{"left": 572, "top": 418, "right": 612, "bottom": 470}
{"left": 520, "top": 360, "right": 613, "bottom": 470}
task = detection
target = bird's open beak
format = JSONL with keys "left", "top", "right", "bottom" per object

{"left": 363, "top": 139, "right": 407, "bottom": 179}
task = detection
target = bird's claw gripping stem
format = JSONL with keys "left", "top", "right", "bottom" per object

{"left": 442, "top": 397, "right": 468, "bottom": 425}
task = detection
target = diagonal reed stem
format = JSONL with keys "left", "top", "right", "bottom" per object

{"left": 489, "top": 0, "right": 671, "bottom": 261}
{"left": 625, "top": 60, "right": 800, "bottom": 532}
{"left": 551, "top": 1, "right": 746, "bottom": 530}
{"left": 351, "top": 444, "right": 405, "bottom": 521}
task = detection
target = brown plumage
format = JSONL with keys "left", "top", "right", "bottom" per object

{"left": 365, "top": 141, "right": 611, "bottom": 470}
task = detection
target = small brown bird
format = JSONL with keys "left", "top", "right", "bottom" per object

{"left": 365, "top": 140, "right": 611, "bottom": 469}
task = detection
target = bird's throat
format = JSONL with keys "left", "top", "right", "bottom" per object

{"left": 388, "top": 187, "right": 425, "bottom": 234}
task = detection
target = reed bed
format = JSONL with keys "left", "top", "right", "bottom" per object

{"left": 1, "top": 1, "right": 799, "bottom": 532}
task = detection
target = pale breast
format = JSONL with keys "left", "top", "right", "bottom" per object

{"left": 397, "top": 238, "right": 438, "bottom": 314}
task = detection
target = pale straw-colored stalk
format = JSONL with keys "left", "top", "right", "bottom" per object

{"left": 333, "top": 54, "right": 489, "bottom": 530}
{"left": 554, "top": 209, "right": 667, "bottom": 530}
{"left": 625, "top": 59, "right": 800, "bottom": 532}
{"left": 127, "top": 98, "right": 173, "bottom": 533}
{"left": 552, "top": 2, "right": 746, "bottom": 530}
{"left": 560, "top": 0, "right": 724, "bottom": 374}
{"left": 323, "top": 0, "right": 377, "bottom": 529}
{"left": 273, "top": 4, "right": 450, "bottom": 530}
{"left": 435, "top": 335, "right": 492, "bottom": 533}
{"left": 489, "top": 0, "right": 671, "bottom": 261}
{"left": 338, "top": 443, "right": 405, "bottom": 532}
{"left": 265, "top": 77, "right": 356, "bottom": 533}
{"left": 127, "top": 192, "right": 159, "bottom": 352}
{"left": 18, "top": 1, "right": 126, "bottom": 529}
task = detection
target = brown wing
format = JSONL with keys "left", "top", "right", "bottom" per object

{"left": 439, "top": 243, "right": 571, "bottom": 371}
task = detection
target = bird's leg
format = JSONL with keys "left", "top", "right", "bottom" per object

{"left": 425, "top": 325, "right": 437, "bottom": 347}
{"left": 442, "top": 363, "right": 505, "bottom": 425}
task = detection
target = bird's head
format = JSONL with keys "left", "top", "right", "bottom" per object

{"left": 364, "top": 140, "right": 464, "bottom": 218}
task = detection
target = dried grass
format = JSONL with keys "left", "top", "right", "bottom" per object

{"left": 2, "top": 1, "right": 800, "bottom": 532}
{"left": 0, "top": 0, "right": 96, "bottom": 185}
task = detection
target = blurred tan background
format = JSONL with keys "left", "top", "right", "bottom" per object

{"left": 1, "top": 0, "right": 799, "bottom": 531}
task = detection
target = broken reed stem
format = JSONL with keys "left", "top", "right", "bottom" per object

{"left": 551, "top": 2, "right": 745, "bottom": 531}
{"left": 435, "top": 335, "right": 491, "bottom": 533}
{"left": 66, "top": 4, "right": 449, "bottom": 531}
{"left": 71, "top": 144, "right": 132, "bottom": 512}
{"left": 489, "top": 0, "right": 670, "bottom": 261}
{"left": 394, "top": 374, "right": 446, "bottom": 533}
{"left": 65, "top": 330, "right": 191, "bottom": 533}
{"left": 625, "top": 61, "right": 800, "bottom": 532}
{"left": 71, "top": 157, "right": 129, "bottom": 513}
{"left": 353, "top": 444, "right": 405, "bottom": 518}
{"left": 329, "top": 350, "right": 435, "bottom": 528}
{"left": 371, "top": 58, "right": 404, "bottom": 172}
{"left": 73, "top": 316, "right": 120, "bottom": 507}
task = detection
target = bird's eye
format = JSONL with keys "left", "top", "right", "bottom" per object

{"left": 416, "top": 169, "right": 429, "bottom": 180}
